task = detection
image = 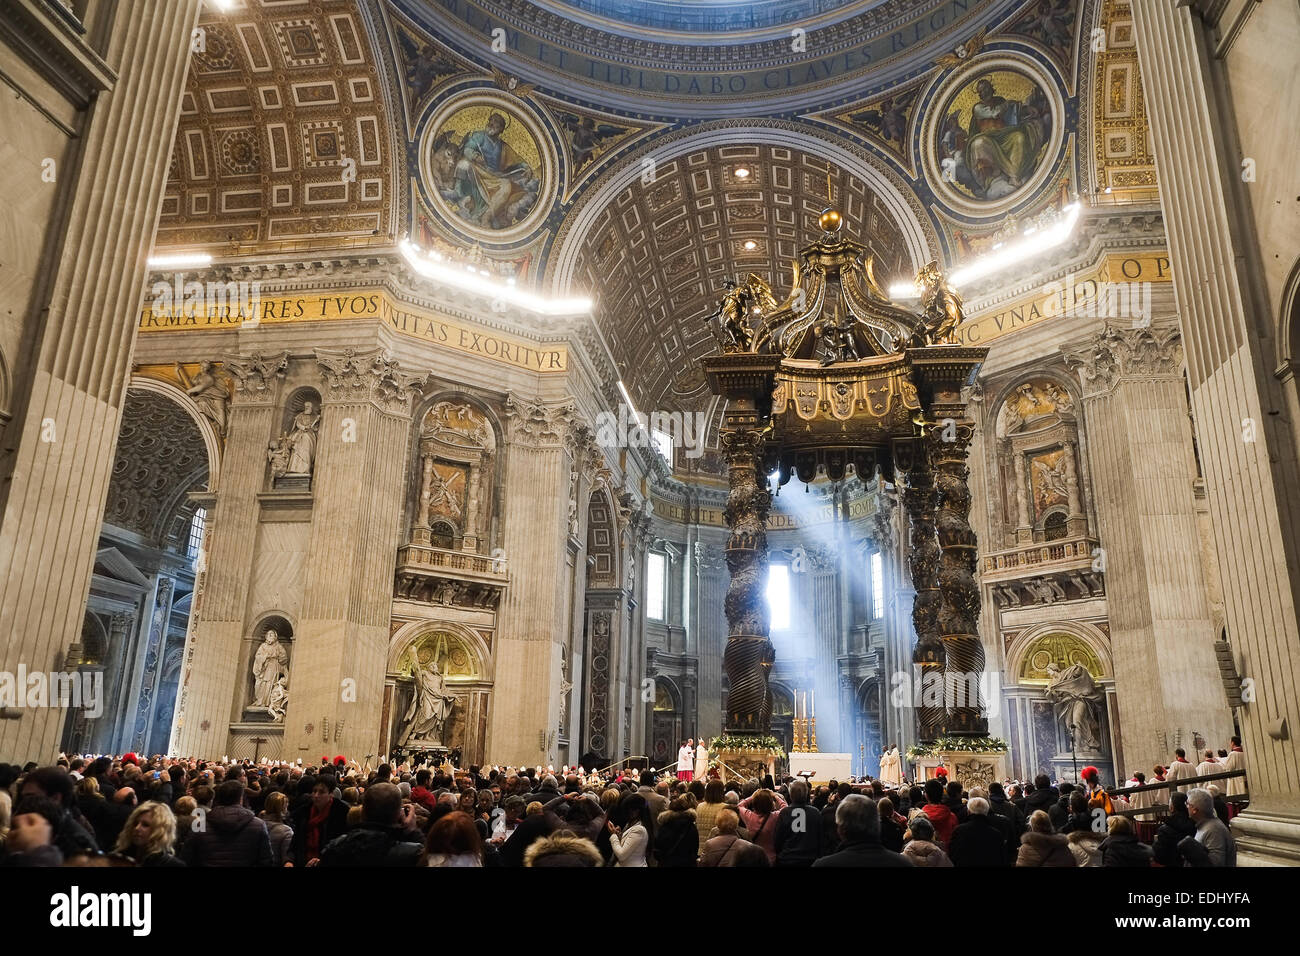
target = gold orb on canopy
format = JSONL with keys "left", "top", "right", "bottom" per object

{"left": 818, "top": 207, "right": 843, "bottom": 233}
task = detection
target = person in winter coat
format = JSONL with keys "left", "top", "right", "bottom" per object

{"left": 259, "top": 791, "right": 294, "bottom": 866}
{"left": 654, "top": 796, "right": 699, "bottom": 866}
{"left": 1058, "top": 791, "right": 1094, "bottom": 835}
{"left": 525, "top": 830, "right": 603, "bottom": 867}
{"left": 182, "top": 780, "right": 273, "bottom": 867}
{"left": 901, "top": 816, "right": 953, "bottom": 867}
{"left": 813, "top": 795, "right": 912, "bottom": 867}
{"left": 319, "top": 784, "right": 423, "bottom": 867}
{"left": 1023, "top": 775, "right": 1059, "bottom": 818}
{"left": 1099, "top": 814, "right": 1153, "bottom": 866}
{"left": 608, "top": 793, "right": 651, "bottom": 867}
{"left": 17, "top": 767, "right": 99, "bottom": 858}
{"left": 112, "top": 801, "right": 185, "bottom": 867}
{"left": 1, "top": 797, "right": 65, "bottom": 867}
{"left": 987, "top": 782, "right": 1026, "bottom": 838}
{"left": 877, "top": 797, "right": 906, "bottom": 854}
{"left": 919, "top": 778, "right": 959, "bottom": 850}
{"left": 290, "top": 776, "right": 349, "bottom": 867}
{"left": 774, "top": 780, "right": 825, "bottom": 866}
{"left": 422, "top": 810, "right": 483, "bottom": 867}
{"left": 694, "top": 779, "right": 728, "bottom": 857}
{"left": 1067, "top": 828, "right": 1104, "bottom": 866}
{"left": 948, "top": 797, "right": 1009, "bottom": 867}
{"left": 1016, "top": 810, "right": 1076, "bottom": 866}
{"left": 700, "top": 809, "right": 764, "bottom": 866}
{"left": 737, "top": 789, "right": 787, "bottom": 864}
{"left": 1152, "top": 792, "right": 1197, "bottom": 867}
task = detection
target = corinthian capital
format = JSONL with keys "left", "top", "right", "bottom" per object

{"left": 315, "top": 347, "right": 427, "bottom": 412}
{"left": 222, "top": 350, "right": 288, "bottom": 400}
{"left": 1062, "top": 325, "right": 1182, "bottom": 397}
{"left": 504, "top": 395, "right": 576, "bottom": 446}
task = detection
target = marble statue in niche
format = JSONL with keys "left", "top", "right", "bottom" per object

{"left": 251, "top": 629, "right": 289, "bottom": 709}
{"left": 1046, "top": 661, "right": 1103, "bottom": 751}
{"left": 401, "top": 659, "right": 456, "bottom": 746}
{"left": 286, "top": 402, "right": 320, "bottom": 475}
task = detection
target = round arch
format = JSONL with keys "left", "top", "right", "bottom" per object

{"left": 128, "top": 376, "right": 223, "bottom": 492}
{"left": 387, "top": 619, "right": 494, "bottom": 683}
{"left": 546, "top": 119, "right": 937, "bottom": 296}
{"left": 1005, "top": 621, "right": 1113, "bottom": 686}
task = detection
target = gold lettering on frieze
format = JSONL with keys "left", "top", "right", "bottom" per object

{"left": 139, "top": 289, "right": 567, "bottom": 373}
{"left": 953, "top": 252, "right": 1173, "bottom": 348}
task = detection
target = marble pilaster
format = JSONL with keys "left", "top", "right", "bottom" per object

{"left": 0, "top": 0, "right": 203, "bottom": 761}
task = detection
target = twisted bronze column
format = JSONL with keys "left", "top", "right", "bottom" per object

{"left": 928, "top": 415, "right": 987, "bottom": 735}
{"left": 720, "top": 425, "right": 774, "bottom": 733}
{"left": 901, "top": 443, "right": 945, "bottom": 743}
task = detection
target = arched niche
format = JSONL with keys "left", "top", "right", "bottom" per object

{"left": 243, "top": 613, "right": 294, "bottom": 717}
{"left": 386, "top": 621, "right": 494, "bottom": 764}
{"left": 409, "top": 394, "right": 500, "bottom": 553}
{"left": 1006, "top": 623, "right": 1112, "bottom": 687}
{"left": 993, "top": 375, "right": 1088, "bottom": 543}
{"left": 267, "top": 387, "right": 322, "bottom": 490}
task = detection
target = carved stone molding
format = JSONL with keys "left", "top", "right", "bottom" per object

{"left": 504, "top": 395, "right": 576, "bottom": 446}
{"left": 1062, "top": 325, "right": 1182, "bottom": 398}
{"left": 315, "top": 347, "right": 427, "bottom": 413}
{"left": 222, "top": 351, "right": 288, "bottom": 401}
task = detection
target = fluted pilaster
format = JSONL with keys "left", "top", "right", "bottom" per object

{"left": 0, "top": 0, "right": 202, "bottom": 761}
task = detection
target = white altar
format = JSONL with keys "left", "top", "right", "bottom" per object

{"left": 788, "top": 752, "right": 852, "bottom": 783}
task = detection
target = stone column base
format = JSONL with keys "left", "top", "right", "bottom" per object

{"left": 1231, "top": 810, "right": 1300, "bottom": 866}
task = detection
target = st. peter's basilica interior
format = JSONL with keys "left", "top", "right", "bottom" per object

{"left": 1, "top": 0, "right": 1298, "bottom": 870}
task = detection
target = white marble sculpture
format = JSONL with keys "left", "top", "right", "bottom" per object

{"left": 1046, "top": 661, "right": 1103, "bottom": 751}
{"left": 286, "top": 402, "right": 320, "bottom": 476}
{"left": 267, "top": 674, "right": 289, "bottom": 721}
{"left": 401, "top": 660, "right": 456, "bottom": 745}
{"left": 252, "top": 630, "right": 289, "bottom": 708}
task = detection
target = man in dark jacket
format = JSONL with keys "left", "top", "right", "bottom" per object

{"left": 1049, "top": 782, "right": 1075, "bottom": 831}
{"left": 1153, "top": 792, "right": 1197, "bottom": 866}
{"left": 183, "top": 780, "right": 273, "bottom": 866}
{"left": 812, "top": 795, "right": 912, "bottom": 867}
{"left": 290, "top": 775, "right": 349, "bottom": 866}
{"left": 318, "top": 783, "right": 422, "bottom": 866}
{"left": 774, "top": 780, "right": 825, "bottom": 866}
{"left": 18, "top": 766, "right": 99, "bottom": 858}
{"left": 820, "top": 781, "right": 852, "bottom": 853}
{"left": 1023, "top": 774, "right": 1058, "bottom": 816}
{"left": 948, "top": 797, "right": 1009, "bottom": 866}
{"left": 988, "top": 782, "right": 1025, "bottom": 835}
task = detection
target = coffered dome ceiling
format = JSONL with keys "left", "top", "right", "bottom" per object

{"left": 558, "top": 138, "right": 921, "bottom": 413}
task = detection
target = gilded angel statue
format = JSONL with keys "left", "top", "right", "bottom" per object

{"left": 910, "top": 260, "right": 965, "bottom": 346}
{"left": 707, "top": 273, "right": 780, "bottom": 352}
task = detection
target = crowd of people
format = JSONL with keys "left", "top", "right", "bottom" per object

{"left": 0, "top": 739, "right": 1244, "bottom": 867}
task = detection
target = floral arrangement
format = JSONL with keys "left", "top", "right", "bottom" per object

{"left": 709, "top": 734, "right": 786, "bottom": 758}
{"left": 907, "top": 736, "right": 1008, "bottom": 761}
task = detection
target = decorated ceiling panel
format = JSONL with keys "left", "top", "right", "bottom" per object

{"left": 158, "top": 0, "right": 398, "bottom": 252}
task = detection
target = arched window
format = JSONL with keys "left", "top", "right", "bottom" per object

{"left": 1043, "top": 511, "right": 1068, "bottom": 541}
